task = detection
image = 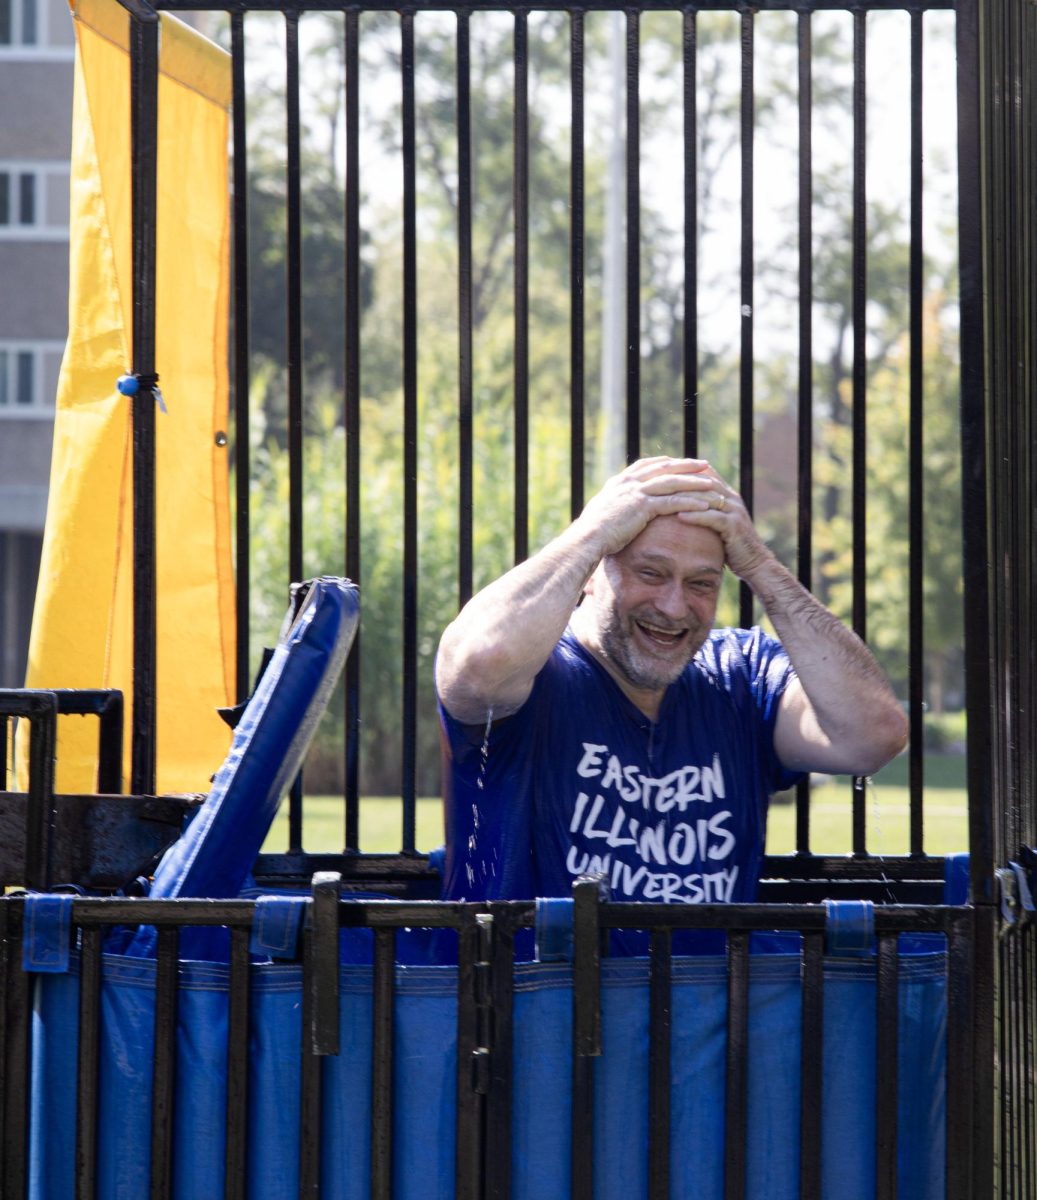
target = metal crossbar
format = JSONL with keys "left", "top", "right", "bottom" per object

{"left": 0, "top": 886, "right": 979, "bottom": 1200}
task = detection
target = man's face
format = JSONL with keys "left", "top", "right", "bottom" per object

{"left": 583, "top": 516, "right": 725, "bottom": 694}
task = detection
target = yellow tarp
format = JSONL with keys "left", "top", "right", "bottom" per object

{"left": 22, "top": 0, "right": 234, "bottom": 793}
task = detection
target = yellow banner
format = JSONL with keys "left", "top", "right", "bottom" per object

{"left": 22, "top": 0, "right": 234, "bottom": 794}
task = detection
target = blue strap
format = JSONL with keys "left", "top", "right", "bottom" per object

{"left": 824, "top": 899, "right": 874, "bottom": 955}
{"left": 23, "top": 895, "right": 74, "bottom": 973}
{"left": 535, "top": 897, "right": 574, "bottom": 962}
{"left": 427, "top": 845, "right": 446, "bottom": 878}
{"left": 250, "top": 895, "right": 307, "bottom": 959}
{"left": 942, "top": 853, "right": 970, "bottom": 905}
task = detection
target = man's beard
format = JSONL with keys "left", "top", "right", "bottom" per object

{"left": 596, "top": 600, "right": 707, "bottom": 692}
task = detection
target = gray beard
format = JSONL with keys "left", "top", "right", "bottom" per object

{"left": 596, "top": 604, "right": 705, "bottom": 693}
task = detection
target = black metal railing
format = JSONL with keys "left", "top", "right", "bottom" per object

{"left": 0, "top": 879, "right": 979, "bottom": 1200}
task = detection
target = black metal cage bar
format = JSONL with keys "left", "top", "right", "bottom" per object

{"left": 737, "top": 7, "right": 754, "bottom": 632}
{"left": 624, "top": 9, "right": 641, "bottom": 464}
{"left": 793, "top": 9, "right": 813, "bottom": 856}
{"left": 907, "top": 8, "right": 925, "bottom": 858}
{"left": 456, "top": 11, "right": 474, "bottom": 610}
{"left": 400, "top": 10, "right": 420, "bottom": 854}
{"left": 231, "top": 10, "right": 252, "bottom": 706}
{"left": 344, "top": 8, "right": 363, "bottom": 850}
{"left": 682, "top": 8, "right": 697, "bottom": 459}
{"left": 569, "top": 10, "right": 585, "bottom": 519}
{"left": 284, "top": 10, "right": 305, "bottom": 854}
{"left": 513, "top": 10, "right": 530, "bottom": 566}
{"left": 127, "top": 0, "right": 159, "bottom": 799}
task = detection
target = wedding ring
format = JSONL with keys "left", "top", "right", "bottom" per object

{"left": 717, "top": 494, "right": 727, "bottom": 511}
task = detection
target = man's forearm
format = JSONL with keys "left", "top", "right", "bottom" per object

{"left": 435, "top": 522, "right": 603, "bottom": 723}
{"left": 744, "top": 553, "right": 909, "bottom": 774}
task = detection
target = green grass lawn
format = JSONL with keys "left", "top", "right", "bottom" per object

{"left": 264, "top": 753, "right": 969, "bottom": 858}
{"left": 766, "top": 753, "right": 969, "bottom": 856}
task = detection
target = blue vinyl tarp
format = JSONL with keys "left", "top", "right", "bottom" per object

{"left": 29, "top": 945, "right": 946, "bottom": 1200}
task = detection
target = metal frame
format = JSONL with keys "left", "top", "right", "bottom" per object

{"left": 24, "top": 0, "right": 1032, "bottom": 1193}
{"left": 0, "top": 880, "right": 979, "bottom": 1199}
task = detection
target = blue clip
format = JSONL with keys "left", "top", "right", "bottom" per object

{"left": 824, "top": 899, "right": 875, "bottom": 955}
{"left": 250, "top": 895, "right": 307, "bottom": 959}
{"left": 116, "top": 373, "right": 166, "bottom": 412}
{"left": 535, "top": 897, "right": 574, "bottom": 962}
{"left": 23, "top": 895, "right": 74, "bottom": 974}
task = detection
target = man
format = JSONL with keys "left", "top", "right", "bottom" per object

{"left": 435, "top": 456, "right": 907, "bottom": 914}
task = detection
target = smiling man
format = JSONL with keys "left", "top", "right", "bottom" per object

{"left": 435, "top": 456, "right": 908, "bottom": 917}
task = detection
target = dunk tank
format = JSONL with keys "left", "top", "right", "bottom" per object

{"left": 1, "top": 0, "right": 1035, "bottom": 1197}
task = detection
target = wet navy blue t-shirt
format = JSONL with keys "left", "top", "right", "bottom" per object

{"left": 438, "top": 625, "right": 802, "bottom": 913}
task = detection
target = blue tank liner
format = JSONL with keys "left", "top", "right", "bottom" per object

{"left": 126, "top": 576, "right": 359, "bottom": 960}
{"left": 28, "top": 945, "right": 946, "bottom": 1200}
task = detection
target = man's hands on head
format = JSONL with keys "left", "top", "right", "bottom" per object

{"left": 582, "top": 456, "right": 777, "bottom": 584}
{"left": 664, "top": 464, "right": 775, "bottom": 583}
{"left": 573, "top": 456, "right": 723, "bottom": 558}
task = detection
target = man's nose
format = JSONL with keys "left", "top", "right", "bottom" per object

{"left": 656, "top": 581, "right": 687, "bottom": 620}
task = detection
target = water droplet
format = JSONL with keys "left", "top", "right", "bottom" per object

{"left": 473, "top": 709, "right": 494, "bottom": 799}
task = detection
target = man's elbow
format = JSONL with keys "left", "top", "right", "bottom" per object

{"left": 851, "top": 705, "right": 910, "bottom": 775}
{"left": 435, "top": 635, "right": 525, "bottom": 724}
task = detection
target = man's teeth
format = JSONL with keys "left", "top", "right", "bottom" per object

{"left": 638, "top": 622, "right": 684, "bottom": 644}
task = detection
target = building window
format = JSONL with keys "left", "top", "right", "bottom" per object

{"left": 0, "top": 0, "right": 38, "bottom": 45}
{"left": 18, "top": 172, "right": 34, "bottom": 225}
{"left": 0, "top": 349, "right": 35, "bottom": 407}
{"left": 0, "top": 171, "right": 36, "bottom": 226}
{"left": 0, "top": 344, "right": 60, "bottom": 411}
{"left": 0, "top": 171, "right": 31, "bottom": 225}
{"left": 0, "top": 165, "right": 67, "bottom": 237}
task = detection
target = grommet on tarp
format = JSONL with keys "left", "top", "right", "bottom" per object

{"left": 942, "top": 852, "right": 970, "bottom": 905}
{"left": 824, "top": 899, "right": 875, "bottom": 956}
{"left": 535, "top": 897, "right": 574, "bottom": 963}
{"left": 23, "top": 894, "right": 74, "bottom": 974}
{"left": 250, "top": 895, "right": 307, "bottom": 959}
